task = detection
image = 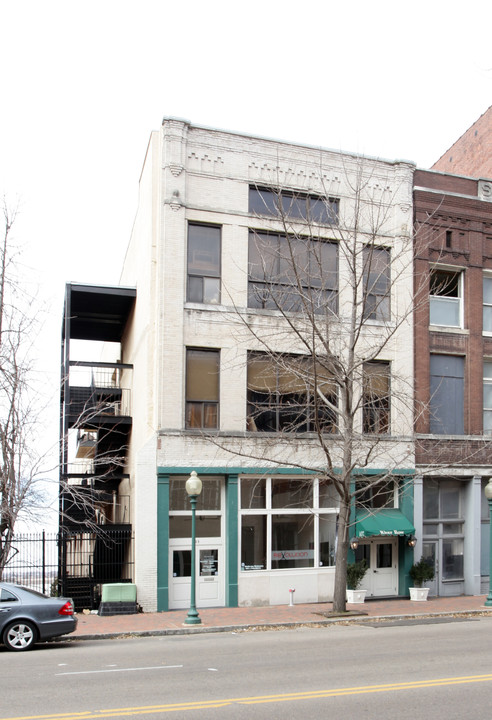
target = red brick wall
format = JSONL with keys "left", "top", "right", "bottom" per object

{"left": 413, "top": 173, "right": 492, "bottom": 443}
{"left": 432, "top": 105, "right": 492, "bottom": 178}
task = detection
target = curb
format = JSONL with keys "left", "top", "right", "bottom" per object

{"left": 69, "top": 607, "right": 492, "bottom": 642}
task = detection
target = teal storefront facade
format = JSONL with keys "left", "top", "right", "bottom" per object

{"left": 157, "top": 467, "right": 415, "bottom": 611}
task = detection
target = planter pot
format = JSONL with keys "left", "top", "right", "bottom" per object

{"left": 346, "top": 589, "right": 367, "bottom": 604}
{"left": 409, "top": 587, "right": 430, "bottom": 601}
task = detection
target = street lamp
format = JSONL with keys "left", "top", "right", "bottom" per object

{"left": 485, "top": 479, "right": 492, "bottom": 608}
{"left": 185, "top": 471, "right": 203, "bottom": 625}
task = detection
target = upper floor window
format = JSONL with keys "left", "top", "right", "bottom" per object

{"left": 187, "top": 224, "right": 221, "bottom": 304}
{"left": 483, "top": 361, "right": 492, "bottom": 434}
{"left": 483, "top": 276, "right": 492, "bottom": 333}
{"left": 362, "top": 361, "right": 390, "bottom": 434}
{"left": 249, "top": 186, "right": 339, "bottom": 225}
{"left": 429, "top": 269, "right": 462, "bottom": 328}
{"left": 248, "top": 231, "right": 338, "bottom": 314}
{"left": 185, "top": 348, "right": 219, "bottom": 429}
{"left": 247, "top": 353, "right": 337, "bottom": 433}
{"left": 430, "top": 354, "right": 464, "bottom": 435}
{"left": 363, "top": 246, "right": 390, "bottom": 321}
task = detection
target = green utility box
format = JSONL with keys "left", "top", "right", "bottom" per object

{"left": 98, "top": 583, "right": 138, "bottom": 615}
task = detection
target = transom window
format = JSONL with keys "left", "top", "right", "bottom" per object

{"left": 248, "top": 231, "right": 338, "bottom": 314}
{"left": 249, "top": 186, "right": 339, "bottom": 225}
{"left": 169, "top": 476, "right": 222, "bottom": 540}
{"left": 247, "top": 353, "right": 337, "bottom": 433}
{"left": 355, "top": 478, "right": 396, "bottom": 509}
{"left": 240, "top": 476, "right": 339, "bottom": 571}
{"left": 429, "top": 268, "right": 462, "bottom": 327}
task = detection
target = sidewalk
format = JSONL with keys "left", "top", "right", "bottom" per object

{"left": 72, "top": 595, "right": 492, "bottom": 641}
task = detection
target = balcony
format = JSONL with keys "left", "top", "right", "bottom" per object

{"left": 65, "top": 363, "right": 132, "bottom": 428}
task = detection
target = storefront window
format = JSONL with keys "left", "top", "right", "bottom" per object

{"left": 272, "top": 515, "right": 314, "bottom": 569}
{"left": 240, "top": 477, "right": 338, "bottom": 571}
{"left": 319, "top": 515, "right": 337, "bottom": 566}
{"left": 423, "top": 478, "right": 465, "bottom": 584}
{"left": 241, "top": 516, "right": 267, "bottom": 571}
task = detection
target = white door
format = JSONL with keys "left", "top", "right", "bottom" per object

{"left": 359, "top": 538, "right": 398, "bottom": 597}
{"left": 197, "top": 547, "right": 221, "bottom": 603}
{"left": 169, "top": 539, "right": 224, "bottom": 609}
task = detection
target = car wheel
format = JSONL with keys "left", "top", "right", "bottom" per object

{"left": 3, "top": 620, "right": 37, "bottom": 651}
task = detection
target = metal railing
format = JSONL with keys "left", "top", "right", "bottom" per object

{"left": 1, "top": 529, "right": 135, "bottom": 610}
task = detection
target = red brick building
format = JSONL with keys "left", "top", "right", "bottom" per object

{"left": 432, "top": 105, "right": 492, "bottom": 178}
{"left": 413, "top": 168, "right": 492, "bottom": 596}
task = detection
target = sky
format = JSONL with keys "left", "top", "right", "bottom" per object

{"left": 1, "top": 0, "right": 492, "bottom": 528}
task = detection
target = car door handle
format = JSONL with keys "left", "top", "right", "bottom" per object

{"left": 0, "top": 607, "right": 13, "bottom": 613}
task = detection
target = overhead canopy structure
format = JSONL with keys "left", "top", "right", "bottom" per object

{"left": 63, "top": 283, "right": 136, "bottom": 343}
{"left": 355, "top": 509, "right": 415, "bottom": 538}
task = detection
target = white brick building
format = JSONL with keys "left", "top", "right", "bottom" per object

{"left": 61, "top": 119, "right": 417, "bottom": 611}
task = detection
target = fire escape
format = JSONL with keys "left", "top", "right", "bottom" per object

{"left": 59, "top": 283, "right": 136, "bottom": 609}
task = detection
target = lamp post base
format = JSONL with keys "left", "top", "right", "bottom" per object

{"left": 484, "top": 594, "right": 492, "bottom": 608}
{"left": 184, "top": 609, "right": 202, "bottom": 625}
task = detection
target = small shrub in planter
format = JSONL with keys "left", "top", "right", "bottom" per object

{"left": 409, "top": 557, "right": 435, "bottom": 588}
{"left": 346, "top": 560, "right": 368, "bottom": 590}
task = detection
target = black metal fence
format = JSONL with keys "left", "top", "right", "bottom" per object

{"left": 1, "top": 530, "right": 135, "bottom": 611}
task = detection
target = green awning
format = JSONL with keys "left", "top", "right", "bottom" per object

{"left": 355, "top": 509, "right": 415, "bottom": 538}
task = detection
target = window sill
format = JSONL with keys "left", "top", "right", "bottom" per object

{"left": 429, "top": 325, "right": 468, "bottom": 334}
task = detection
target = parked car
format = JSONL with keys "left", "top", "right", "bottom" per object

{"left": 0, "top": 582, "right": 77, "bottom": 651}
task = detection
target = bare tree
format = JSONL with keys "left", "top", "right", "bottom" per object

{"left": 0, "top": 200, "right": 46, "bottom": 576}
{"left": 218, "top": 156, "right": 417, "bottom": 612}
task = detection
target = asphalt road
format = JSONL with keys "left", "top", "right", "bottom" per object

{"left": 1, "top": 616, "right": 492, "bottom": 719}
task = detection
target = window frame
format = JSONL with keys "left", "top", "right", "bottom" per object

{"left": 239, "top": 476, "right": 339, "bottom": 572}
{"left": 246, "top": 352, "right": 338, "bottom": 434}
{"left": 483, "top": 274, "right": 492, "bottom": 335}
{"left": 483, "top": 360, "right": 492, "bottom": 435}
{"left": 429, "top": 354, "right": 465, "bottom": 435}
{"left": 185, "top": 348, "right": 220, "bottom": 430}
{"left": 362, "top": 245, "right": 391, "bottom": 322}
{"left": 429, "top": 267, "right": 463, "bottom": 329}
{"left": 248, "top": 230, "right": 338, "bottom": 315}
{"left": 355, "top": 478, "right": 398, "bottom": 510}
{"left": 362, "top": 361, "right": 391, "bottom": 435}
{"left": 249, "top": 186, "right": 339, "bottom": 226}
{"left": 186, "top": 223, "right": 221, "bottom": 305}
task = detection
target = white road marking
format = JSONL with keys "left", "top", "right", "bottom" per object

{"left": 55, "top": 664, "right": 183, "bottom": 676}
